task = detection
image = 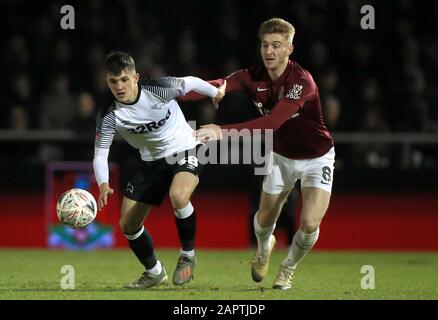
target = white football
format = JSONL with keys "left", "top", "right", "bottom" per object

{"left": 56, "top": 188, "right": 97, "bottom": 229}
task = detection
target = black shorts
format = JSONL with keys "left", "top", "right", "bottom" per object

{"left": 124, "top": 144, "right": 206, "bottom": 206}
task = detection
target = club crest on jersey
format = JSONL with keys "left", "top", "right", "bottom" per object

{"left": 126, "top": 182, "right": 134, "bottom": 193}
{"left": 126, "top": 109, "right": 171, "bottom": 134}
{"left": 286, "top": 84, "right": 303, "bottom": 100}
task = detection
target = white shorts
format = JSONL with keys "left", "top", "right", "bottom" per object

{"left": 263, "top": 147, "right": 335, "bottom": 194}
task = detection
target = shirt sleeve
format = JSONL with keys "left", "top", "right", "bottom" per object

{"left": 179, "top": 76, "right": 218, "bottom": 97}
{"left": 141, "top": 77, "right": 185, "bottom": 102}
{"left": 178, "top": 79, "right": 223, "bottom": 101}
{"left": 93, "top": 147, "right": 110, "bottom": 186}
{"left": 221, "top": 99, "right": 300, "bottom": 132}
{"left": 93, "top": 107, "right": 116, "bottom": 186}
{"left": 142, "top": 76, "right": 217, "bottom": 102}
{"left": 177, "top": 68, "right": 251, "bottom": 101}
{"left": 221, "top": 74, "right": 316, "bottom": 133}
{"left": 223, "top": 68, "right": 252, "bottom": 93}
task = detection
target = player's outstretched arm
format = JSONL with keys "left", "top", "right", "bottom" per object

{"left": 194, "top": 99, "right": 301, "bottom": 143}
{"left": 211, "top": 76, "right": 316, "bottom": 135}
{"left": 179, "top": 76, "right": 219, "bottom": 98}
{"left": 94, "top": 105, "right": 116, "bottom": 211}
{"left": 93, "top": 147, "right": 114, "bottom": 211}
{"left": 178, "top": 68, "right": 248, "bottom": 102}
{"left": 178, "top": 79, "right": 224, "bottom": 101}
{"left": 212, "top": 80, "right": 226, "bottom": 109}
{"left": 176, "top": 76, "right": 227, "bottom": 109}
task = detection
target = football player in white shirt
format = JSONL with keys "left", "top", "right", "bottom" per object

{"left": 94, "top": 51, "right": 226, "bottom": 289}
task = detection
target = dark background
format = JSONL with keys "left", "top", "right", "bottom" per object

{"left": 1, "top": 0, "right": 437, "bottom": 191}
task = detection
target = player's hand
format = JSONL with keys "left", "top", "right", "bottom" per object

{"left": 194, "top": 124, "right": 223, "bottom": 143}
{"left": 212, "top": 80, "right": 226, "bottom": 109}
{"left": 98, "top": 182, "right": 114, "bottom": 211}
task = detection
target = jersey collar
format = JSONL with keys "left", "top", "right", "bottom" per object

{"left": 116, "top": 82, "right": 142, "bottom": 106}
{"left": 272, "top": 60, "right": 293, "bottom": 85}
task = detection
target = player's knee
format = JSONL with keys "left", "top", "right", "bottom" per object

{"left": 119, "top": 218, "right": 130, "bottom": 234}
{"left": 119, "top": 218, "right": 140, "bottom": 235}
{"left": 169, "top": 189, "right": 190, "bottom": 209}
{"left": 256, "top": 210, "right": 277, "bottom": 228}
{"left": 301, "top": 218, "right": 321, "bottom": 233}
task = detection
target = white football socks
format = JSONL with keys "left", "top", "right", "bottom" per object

{"left": 282, "top": 228, "right": 320, "bottom": 269}
{"left": 147, "top": 260, "right": 163, "bottom": 275}
{"left": 173, "top": 202, "right": 194, "bottom": 219}
{"left": 181, "top": 249, "right": 195, "bottom": 257}
{"left": 253, "top": 212, "right": 276, "bottom": 256}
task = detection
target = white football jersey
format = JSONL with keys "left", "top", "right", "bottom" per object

{"left": 96, "top": 77, "right": 209, "bottom": 161}
{"left": 93, "top": 76, "right": 218, "bottom": 185}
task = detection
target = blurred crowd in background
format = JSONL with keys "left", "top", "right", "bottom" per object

{"left": 1, "top": 0, "right": 438, "bottom": 172}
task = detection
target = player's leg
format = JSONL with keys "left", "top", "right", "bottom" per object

{"left": 169, "top": 146, "right": 204, "bottom": 285}
{"left": 122, "top": 159, "right": 174, "bottom": 289}
{"left": 120, "top": 197, "right": 168, "bottom": 289}
{"left": 273, "top": 187, "right": 331, "bottom": 290}
{"left": 169, "top": 171, "right": 199, "bottom": 255}
{"left": 251, "top": 189, "right": 291, "bottom": 282}
{"left": 273, "top": 147, "right": 335, "bottom": 290}
{"left": 251, "top": 152, "right": 295, "bottom": 282}
{"left": 278, "top": 184, "right": 299, "bottom": 245}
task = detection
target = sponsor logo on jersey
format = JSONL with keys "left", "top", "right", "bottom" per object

{"left": 286, "top": 84, "right": 303, "bottom": 100}
{"left": 256, "top": 87, "right": 269, "bottom": 92}
{"left": 126, "top": 109, "right": 171, "bottom": 134}
{"left": 291, "top": 112, "right": 300, "bottom": 119}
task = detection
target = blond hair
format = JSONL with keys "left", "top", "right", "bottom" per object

{"left": 258, "top": 18, "right": 295, "bottom": 44}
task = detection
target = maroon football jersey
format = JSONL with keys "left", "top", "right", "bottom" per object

{"left": 219, "top": 60, "right": 334, "bottom": 159}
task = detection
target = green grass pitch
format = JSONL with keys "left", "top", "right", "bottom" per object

{"left": 0, "top": 249, "right": 437, "bottom": 300}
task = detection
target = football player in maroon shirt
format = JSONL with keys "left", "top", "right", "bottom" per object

{"left": 193, "top": 18, "right": 335, "bottom": 290}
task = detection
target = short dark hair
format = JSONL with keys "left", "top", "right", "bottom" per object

{"left": 105, "top": 51, "right": 136, "bottom": 75}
